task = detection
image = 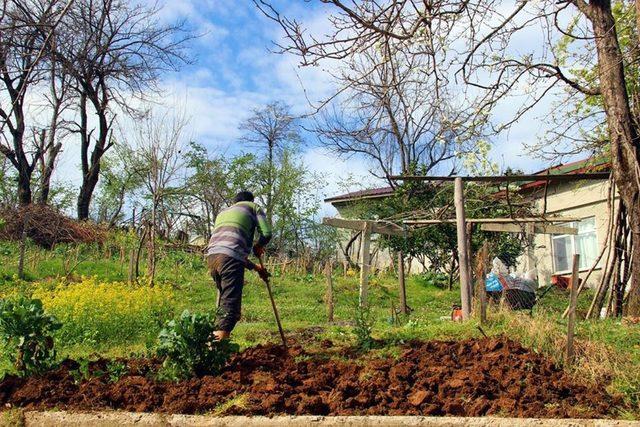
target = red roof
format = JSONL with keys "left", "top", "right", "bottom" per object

{"left": 325, "top": 157, "right": 610, "bottom": 204}
{"left": 517, "top": 157, "right": 610, "bottom": 192}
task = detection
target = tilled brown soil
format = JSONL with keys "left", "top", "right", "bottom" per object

{"left": 0, "top": 337, "right": 621, "bottom": 417}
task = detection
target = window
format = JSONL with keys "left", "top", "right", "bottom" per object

{"left": 552, "top": 217, "right": 598, "bottom": 272}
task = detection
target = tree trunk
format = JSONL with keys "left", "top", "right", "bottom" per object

{"left": 589, "top": 1, "right": 640, "bottom": 315}
{"left": 38, "top": 142, "right": 62, "bottom": 204}
{"left": 12, "top": 114, "right": 32, "bottom": 206}
{"left": 76, "top": 91, "right": 109, "bottom": 220}
{"left": 38, "top": 76, "right": 64, "bottom": 205}
{"left": 77, "top": 171, "right": 100, "bottom": 220}
{"left": 148, "top": 200, "right": 158, "bottom": 286}
{"left": 17, "top": 166, "right": 32, "bottom": 206}
{"left": 266, "top": 140, "right": 274, "bottom": 225}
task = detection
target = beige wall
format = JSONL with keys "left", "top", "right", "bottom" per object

{"left": 521, "top": 180, "right": 614, "bottom": 288}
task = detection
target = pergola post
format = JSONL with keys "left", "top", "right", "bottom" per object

{"left": 359, "top": 222, "right": 372, "bottom": 307}
{"left": 454, "top": 177, "right": 472, "bottom": 320}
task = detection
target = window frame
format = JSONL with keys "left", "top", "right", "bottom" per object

{"left": 551, "top": 217, "right": 598, "bottom": 274}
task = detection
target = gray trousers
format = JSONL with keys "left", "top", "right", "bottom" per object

{"left": 207, "top": 254, "right": 245, "bottom": 332}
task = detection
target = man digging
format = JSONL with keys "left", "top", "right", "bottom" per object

{"left": 206, "top": 191, "right": 272, "bottom": 341}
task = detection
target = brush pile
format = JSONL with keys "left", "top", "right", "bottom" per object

{"left": 0, "top": 205, "right": 106, "bottom": 248}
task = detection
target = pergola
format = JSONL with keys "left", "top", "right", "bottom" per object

{"left": 323, "top": 171, "right": 611, "bottom": 320}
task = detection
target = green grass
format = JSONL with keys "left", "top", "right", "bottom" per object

{"left": 0, "top": 239, "right": 639, "bottom": 415}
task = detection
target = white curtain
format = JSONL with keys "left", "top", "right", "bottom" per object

{"left": 576, "top": 218, "right": 597, "bottom": 269}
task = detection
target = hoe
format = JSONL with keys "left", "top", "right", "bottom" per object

{"left": 257, "top": 254, "right": 287, "bottom": 350}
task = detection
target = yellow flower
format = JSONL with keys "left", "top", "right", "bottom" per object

{"left": 32, "top": 276, "right": 174, "bottom": 344}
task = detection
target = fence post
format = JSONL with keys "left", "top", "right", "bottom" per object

{"left": 326, "top": 261, "right": 334, "bottom": 323}
{"left": 359, "top": 222, "right": 372, "bottom": 308}
{"left": 477, "top": 242, "right": 489, "bottom": 324}
{"left": 566, "top": 254, "right": 580, "bottom": 364}
{"left": 454, "top": 177, "right": 472, "bottom": 320}
{"left": 398, "top": 251, "right": 408, "bottom": 314}
{"left": 466, "top": 222, "right": 474, "bottom": 299}
{"left": 18, "top": 210, "right": 29, "bottom": 280}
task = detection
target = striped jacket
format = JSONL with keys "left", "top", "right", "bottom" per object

{"left": 206, "top": 201, "right": 272, "bottom": 264}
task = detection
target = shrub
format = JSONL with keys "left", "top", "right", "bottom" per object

{"left": 415, "top": 271, "right": 450, "bottom": 289}
{"left": 156, "top": 310, "right": 239, "bottom": 380}
{"left": 0, "top": 296, "right": 61, "bottom": 375}
{"left": 32, "top": 277, "right": 174, "bottom": 345}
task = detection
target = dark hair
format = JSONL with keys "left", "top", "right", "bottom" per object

{"left": 234, "top": 191, "right": 255, "bottom": 203}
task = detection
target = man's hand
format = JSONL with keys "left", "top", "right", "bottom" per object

{"left": 253, "top": 244, "right": 266, "bottom": 258}
{"left": 254, "top": 264, "right": 270, "bottom": 283}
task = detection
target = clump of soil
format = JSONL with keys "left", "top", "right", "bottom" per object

{"left": 0, "top": 337, "right": 620, "bottom": 418}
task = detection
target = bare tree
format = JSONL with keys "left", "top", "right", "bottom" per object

{"left": 35, "top": 48, "right": 71, "bottom": 204}
{"left": 134, "top": 107, "right": 188, "bottom": 285}
{"left": 52, "top": 0, "right": 190, "bottom": 220}
{"left": 239, "top": 101, "right": 301, "bottom": 223}
{"left": 0, "top": 0, "right": 69, "bottom": 205}
{"left": 257, "top": 0, "right": 640, "bottom": 315}
{"left": 316, "top": 43, "right": 486, "bottom": 185}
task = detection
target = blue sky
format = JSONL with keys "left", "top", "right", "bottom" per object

{"left": 52, "top": 0, "right": 570, "bottom": 207}
{"left": 154, "top": 0, "right": 565, "bottom": 168}
{"left": 151, "top": 0, "right": 382, "bottom": 203}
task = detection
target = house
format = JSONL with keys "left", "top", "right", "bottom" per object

{"left": 325, "top": 157, "right": 612, "bottom": 287}
{"left": 512, "top": 158, "right": 611, "bottom": 288}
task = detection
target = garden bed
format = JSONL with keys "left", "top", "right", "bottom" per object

{"left": 0, "top": 337, "right": 621, "bottom": 418}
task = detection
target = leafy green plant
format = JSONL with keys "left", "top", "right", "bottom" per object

{"left": 70, "top": 358, "right": 92, "bottom": 384}
{"left": 156, "top": 310, "right": 238, "bottom": 380}
{"left": 0, "top": 296, "right": 61, "bottom": 375}
{"left": 353, "top": 303, "right": 375, "bottom": 352}
{"left": 416, "top": 271, "right": 449, "bottom": 289}
{"left": 107, "top": 360, "right": 128, "bottom": 383}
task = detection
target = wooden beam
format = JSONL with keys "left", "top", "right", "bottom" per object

{"left": 390, "top": 172, "right": 610, "bottom": 183}
{"left": 398, "top": 251, "right": 407, "bottom": 314}
{"left": 479, "top": 223, "right": 578, "bottom": 235}
{"left": 405, "top": 217, "right": 580, "bottom": 225}
{"left": 466, "top": 222, "right": 474, "bottom": 300}
{"left": 454, "top": 177, "right": 472, "bottom": 321}
{"left": 322, "top": 217, "right": 405, "bottom": 236}
{"left": 322, "top": 217, "right": 366, "bottom": 231}
{"left": 566, "top": 254, "right": 580, "bottom": 365}
{"left": 534, "top": 223, "right": 578, "bottom": 235}
{"left": 359, "top": 222, "right": 372, "bottom": 307}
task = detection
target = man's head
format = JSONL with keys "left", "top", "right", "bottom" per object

{"left": 234, "top": 190, "right": 255, "bottom": 203}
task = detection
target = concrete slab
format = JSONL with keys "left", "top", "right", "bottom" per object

{"left": 6, "top": 411, "right": 638, "bottom": 427}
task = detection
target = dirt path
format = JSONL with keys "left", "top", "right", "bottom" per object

{"left": 10, "top": 412, "right": 640, "bottom": 427}
{"left": 0, "top": 337, "right": 623, "bottom": 418}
